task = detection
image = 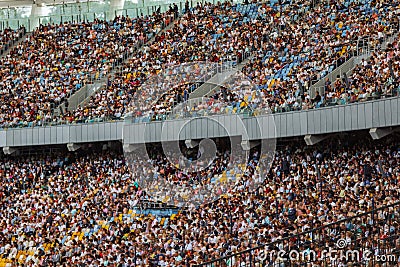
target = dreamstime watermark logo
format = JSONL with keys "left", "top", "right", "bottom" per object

{"left": 335, "top": 238, "right": 347, "bottom": 249}
{"left": 256, "top": 239, "right": 397, "bottom": 264}
{"left": 123, "top": 61, "right": 277, "bottom": 207}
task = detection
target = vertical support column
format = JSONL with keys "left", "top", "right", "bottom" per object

{"left": 30, "top": 3, "right": 48, "bottom": 31}
{"left": 110, "top": 0, "right": 126, "bottom": 19}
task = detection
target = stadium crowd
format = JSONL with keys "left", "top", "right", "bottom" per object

{"left": 61, "top": 0, "right": 264, "bottom": 124}
{"left": 0, "top": 26, "right": 26, "bottom": 55}
{"left": 166, "top": 73, "right": 265, "bottom": 120}
{"left": 59, "top": 0, "right": 400, "bottom": 124}
{"left": 0, "top": 133, "right": 398, "bottom": 266}
{"left": 0, "top": 1, "right": 398, "bottom": 267}
{"left": 59, "top": 0, "right": 308, "bottom": 123}
{"left": 324, "top": 36, "right": 400, "bottom": 105}
{"left": 241, "top": 0, "right": 400, "bottom": 113}
{"left": 0, "top": 0, "right": 398, "bottom": 128}
{"left": 0, "top": 12, "right": 175, "bottom": 128}
{"left": 203, "top": 35, "right": 400, "bottom": 117}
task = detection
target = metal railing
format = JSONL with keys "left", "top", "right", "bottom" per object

{"left": 189, "top": 59, "right": 239, "bottom": 99}
{"left": 57, "top": 9, "right": 179, "bottom": 115}
{"left": 192, "top": 201, "right": 400, "bottom": 267}
{"left": 124, "top": 58, "right": 238, "bottom": 123}
{"left": 310, "top": 31, "right": 400, "bottom": 98}
{"left": 308, "top": 34, "right": 400, "bottom": 107}
{"left": 310, "top": 84, "right": 400, "bottom": 109}
{"left": 186, "top": 43, "right": 259, "bottom": 101}
{"left": 63, "top": 43, "right": 146, "bottom": 112}
{"left": 310, "top": 51, "right": 370, "bottom": 98}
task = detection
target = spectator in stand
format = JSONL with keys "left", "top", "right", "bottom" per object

{"left": 242, "top": 0, "right": 400, "bottom": 113}
{"left": 324, "top": 36, "right": 400, "bottom": 105}
{"left": 2, "top": 0, "right": 400, "bottom": 128}
{"left": 57, "top": 0, "right": 288, "bottom": 124}
{"left": 58, "top": 0, "right": 400, "bottom": 125}
{"left": 0, "top": 12, "right": 174, "bottom": 129}
{"left": 312, "top": 90, "right": 321, "bottom": 105}
{"left": 0, "top": 133, "right": 398, "bottom": 266}
{"left": 0, "top": 26, "right": 26, "bottom": 55}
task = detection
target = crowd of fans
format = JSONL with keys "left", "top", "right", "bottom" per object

{"left": 0, "top": 0, "right": 399, "bottom": 127}
{"left": 242, "top": 0, "right": 400, "bottom": 113}
{"left": 60, "top": 0, "right": 306, "bottom": 123}
{"left": 0, "top": 1, "right": 398, "bottom": 266}
{"left": 0, "top": 26, "right": 26, "bottom": 55}
{"left": 166, "top": 73, "right": 266, "bottom": 120}
{"left": 0, "top": 133, "right": 398, "bottom": 266}
{"left": 0, "top": 12, "right": 174, "bottom": 128}
{"left": 59, "top": 0, "right": 264, "bottom": 124}
{"left": 323, "top": 36, "right": 400, "bottom": 105}
{"left": 56, "top": 0, "right": 400, "bottom": 125}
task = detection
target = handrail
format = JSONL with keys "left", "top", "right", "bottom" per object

{"left": 2, "top": 79, "right": 399, "bottom": 130}
{"left": 124, "top": 60, "right": 231, "bottom": 120}
{"left": 59, "top": 11, "right": 178, "bottom": 114}
{"left": 309, "top": 31, "right": 399, "bottom": 98}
